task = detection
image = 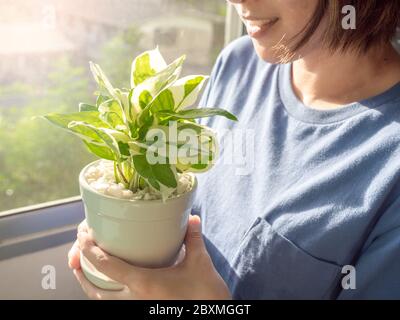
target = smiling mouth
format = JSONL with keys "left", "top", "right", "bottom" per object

{"left": 243, "top": 17, "right": 279, "bottom": 27}
{"left": 243, "top": 17, "right": 279, "bottom": 38}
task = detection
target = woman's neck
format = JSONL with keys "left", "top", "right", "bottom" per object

{"left": 292, "top": 43, "right": 400, "bottom": 110}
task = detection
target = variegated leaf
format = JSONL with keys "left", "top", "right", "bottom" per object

{"left": 89, "top": 61, "right": 118, "bottom": 100}
{"left": 167, "top": 75, "right": 209, "bottom": 111}
{"left": 130, "top": 46, "right": 168, "bottom": 88}
{"left": 132, "top": 55, "right": 185, "bottom": 121}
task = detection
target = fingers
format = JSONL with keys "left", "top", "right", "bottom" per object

{"left": 77, "top": 231, "right": 144, "bottom": 285}
{"left": 67, "top": 220, "right": 88, "bottom": 269}
{"left": 78, "top": 220, "right": 88, "bottom": 233}
{"left": 184, "top": 215, "right": 206, "bottom": 254}
{"left": 68, "top": 239, "right": 81, "bottom": 269}
{"left": 73, "top": 269, "right": 130, "bottom": 300}
{"left": 172, "top": 245, "right": 186, "bottom": 267}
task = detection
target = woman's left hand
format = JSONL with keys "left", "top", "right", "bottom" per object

{"left": 68, "top": 215, "right": 231, "bottom": 300}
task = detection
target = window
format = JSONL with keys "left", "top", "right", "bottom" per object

{"left": 0, "top": 0, "right": 230, "bottom": 214}
{"left": 154, "top": 28, "right": 179, "bottom": 46}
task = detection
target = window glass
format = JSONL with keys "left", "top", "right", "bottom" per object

{"left": 0, "top": 0, "right": 226, "bottom": 212}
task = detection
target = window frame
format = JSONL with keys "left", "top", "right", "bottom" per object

{"left": 0, "top": 197, "right": 84, "bottom": 261}
{"left": 224, "top": 2, "right": 244, "bottom": 46}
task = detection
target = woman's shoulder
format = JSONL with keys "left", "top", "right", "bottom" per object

{"left": 219, "top": 35, "right": 255, "bottom": 61}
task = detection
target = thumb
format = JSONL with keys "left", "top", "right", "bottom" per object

{"left": 184, "top": 215, "right": 206, "bottom": 257}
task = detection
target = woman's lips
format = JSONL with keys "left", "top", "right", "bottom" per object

{"left": 244, "top": 18, "right": 279, "bottom": 39}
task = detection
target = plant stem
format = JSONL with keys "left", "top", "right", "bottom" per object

{"left": 135, "top": 172, "right": 141, "bottom": 189}
{"left": 129, "top": 171, "right": 140, "bottom": 192}
{"left": 129, "top": 171, "right": 136, "bottom": 191}
{"left": 129, "top": 176, "right": 135, "bottom": 191}
{"left": 113, "top": 162, "right": 120, "bottom": 184}
{"left": 116, "top": 163, "right": 129, "bottom": 186}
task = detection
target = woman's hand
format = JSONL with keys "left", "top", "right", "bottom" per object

{"left": 67, "top": 215, "right": 231, "bottom": 300}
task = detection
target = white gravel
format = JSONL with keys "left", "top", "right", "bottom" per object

{"left": 84, "top": 160, "right": 193, "bottom": 200}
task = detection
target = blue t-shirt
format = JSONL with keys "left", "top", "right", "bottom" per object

{"left": 193, "top": 35, "right": 400, "bottom": 299}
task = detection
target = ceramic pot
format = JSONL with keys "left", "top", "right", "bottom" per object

{"left": 78, "top": 160, "right": 197, "bottom": 290}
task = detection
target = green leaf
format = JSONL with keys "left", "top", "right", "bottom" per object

{"left": 168, "top": 75, "right": 209, "bottom": 111}
{"left": 127, "top": 88, "right": 139, "bottom": 122}
{"left": 89, "top": 61, "right": 118, "bottom": 100}
{"left": 132, "top": 154, "right": 177, "bottom": 190}
{"left": 67, "top": 122, "right": 105, "bottom": 143}
{"left": 79, "top": 103, "right": 97, "bottom": 112}
{"left": 132, "top": 154, "right": 158, "bottom": 189}
{"left": 114, "top": 89, "right": 132, "bottom": 123}
{"left": 188, "top": 163, "right": 209, "bottom": 171}
{"left": 131, "top": 46, "right": 167, "bottom": 88}
{"left": 118, "top": 141, "right": 131, "bottom": 157}
{"left": 43, "top": 111, "right": 110, "bottom": 130}
{"left": 142, "top": 122, "right": 217, "bottom": 174}
{"left": 133, "top": 53, "right": 155, "bottom": 86}
{"left": 150, "top": 89, "right": 175, "bottom": 113}
{"left": 96, "top": 94, "right": 109, "bottom": 108}
{"left": 175, "top": 122, "right": 218, "bottom": 173}
{"left": 98, "top": 99, "right": 125, "bottom": 129}
{"left": 68, "top": 122, "right": 130, "bottom": 160}
{"left": 133, "top": 54, "right": 185, "bottom": 124}
{"left": 152, "top": 163, "right": 177, "bottom": 188}
{"left": 138, "top": 90, "right": 153, "bottom": 110}
{"left": 68, "top": 122, "right": 118, "bottom": 155}
{"left": 176, "top": 121, "right": 206, "bottom": 134}
{"left": 159, "top": 108, "right": 238, "bottom": 121}
{"left": 83, "top": 141, "right": 116, "bottom": 161}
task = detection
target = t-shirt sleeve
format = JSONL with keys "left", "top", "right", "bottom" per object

{"left": 337, "top": 196, "right": 400, "bottom": 299}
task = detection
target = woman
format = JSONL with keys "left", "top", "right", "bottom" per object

{"left": 68, "top": 0, "right": 400, "bottom": 299}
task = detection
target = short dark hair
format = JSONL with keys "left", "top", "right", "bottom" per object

{"left": 294, "top": 0, "right": 400, "bottom": 53}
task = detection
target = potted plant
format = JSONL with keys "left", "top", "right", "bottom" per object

{"left": 42, "top": 47, "right": 237, "bottom": 290}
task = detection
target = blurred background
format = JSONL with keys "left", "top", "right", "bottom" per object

{"left": 0, "top": 0, "right": 228, "bottom": 213}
